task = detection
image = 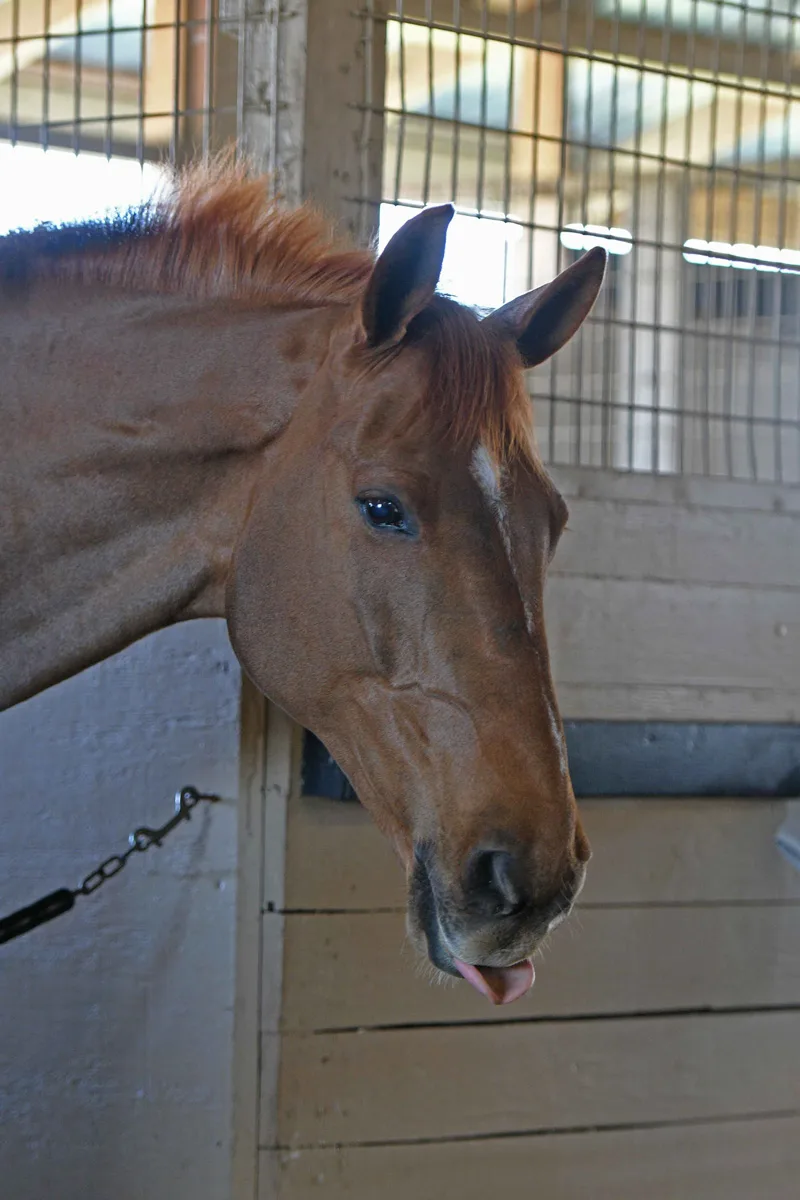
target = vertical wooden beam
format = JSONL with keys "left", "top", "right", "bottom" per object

{"left": 303, "top": 0, "right": 386, "bottom": 242}
{"left": 232, "top": 9, "right": 387, "bottom": 1196}
{"left": 231, "top": 5, "right": 338, "bottom": 1198}
{"left": 231, "top": 678, "right": 268, "bottom": 1200}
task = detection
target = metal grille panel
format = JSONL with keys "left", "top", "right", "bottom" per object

{"left": 369, "top": 0, "right": 800, "bottom": 483}
{"left": 0, "top": 0, "right": 239, "bottom": 163}
{"left": 0, "top": 0, "right": 295, "bottom": 209}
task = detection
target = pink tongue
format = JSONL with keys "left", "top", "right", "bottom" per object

{"left": 453, "top": 957, "right": 535, "bottom": 1005}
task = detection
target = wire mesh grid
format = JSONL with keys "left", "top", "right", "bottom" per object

{"left": 0, "top": 0, "right": 294, "bottom": 206}
{"left": 364, "top": 0, "right": 800, "bottom": 483}
{"left": 1, "top": 0, "right": 226, "bottom": 164}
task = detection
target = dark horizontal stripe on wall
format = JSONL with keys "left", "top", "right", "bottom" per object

{"left": 302, "top": 722, "right": 800, "bottom": 802}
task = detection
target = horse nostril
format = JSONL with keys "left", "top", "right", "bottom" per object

{"left": 467, "top": 848, "right": 529, "bottom": 918}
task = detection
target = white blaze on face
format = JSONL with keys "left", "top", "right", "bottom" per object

{"left": 470, "top": 444, "right": 568, "bottom": 779}
{"left": 470, "top": 443, "right": 531, "bottom": 632}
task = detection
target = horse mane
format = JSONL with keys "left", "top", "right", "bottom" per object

{"left": 1, "top": 157, "right": 537, "bottom": 466}
{"left": 0, "top": 157, "right": 375, "bottom": 306}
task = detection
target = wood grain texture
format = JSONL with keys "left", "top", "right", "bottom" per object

{"left": 276, "top": 1011, "right": 800, "bottom": 1146}
{"left": 554, "top": 682, "right": 800, "bottom": 723}
{"left": 232, "top": 679, "right": 268, "bottom": 1200}
{"left": 546, "top": 577, "right": 799, "bottom": 692}
{"left": 285, "top": 795, "right": 800, "bottom": 911}
{"left": 552, "top": 498, "right": 800, "bottom": 589}
{"left": 548, "top": 468, "right": 800, "bottom": 721}
{"left": 551, "top": 464, "right": 800, "bottom": 516}
{"left": 303, "top": 0, "right": 385, "bottom": 240}
{"left": 263, "top": 1115, "right": 800, "bottom": 1200}
{"left": 280, "top": 905, "right": 800, "bottom": 1031}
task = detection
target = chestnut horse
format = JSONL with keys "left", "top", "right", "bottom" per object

{"left": 0, "top": 163, "right": 605, "bottom": 1004}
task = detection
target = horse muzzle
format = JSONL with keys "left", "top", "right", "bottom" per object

{"left": 407, "top": 841, "right": 586, "bottom": 1005}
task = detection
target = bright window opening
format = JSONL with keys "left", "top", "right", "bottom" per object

{"left": 379, "top": 203, "right": 523, "bottom": 310}
{"left": 0, "top": 144, "right": 163, "bottom": 236}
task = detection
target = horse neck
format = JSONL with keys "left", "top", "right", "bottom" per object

{"left": 0, "top": 277, "right": 329, "bottom": 709}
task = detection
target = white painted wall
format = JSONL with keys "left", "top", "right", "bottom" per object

{"left": 0, "top": 621, "right": 240, "bottom": 1200}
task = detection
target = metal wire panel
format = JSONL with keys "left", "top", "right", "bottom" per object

{"left": 1, "top": 0, "right": 228, "bottom": 162}
{"left": 366, "top": 0, "right": 800, "bottom": 483}
{"left": 0, "top": 0, "right": 300, "bottom": 182}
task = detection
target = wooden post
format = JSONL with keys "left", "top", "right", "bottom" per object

{"left": 303, "top": 0, "right": 386, "bottom": 242}
{"left": 230, "top": 8, "right": 387, "bottom": 1196}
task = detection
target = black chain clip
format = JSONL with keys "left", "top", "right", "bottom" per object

{"left": 0, "top": 786, "right": 220, "bottom": 946}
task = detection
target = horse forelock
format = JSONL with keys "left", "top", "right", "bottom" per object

{"left": 354, "top": 294, "right": 539, "bottom": 471}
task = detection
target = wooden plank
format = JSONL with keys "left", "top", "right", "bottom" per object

{"left": 280, "top": 905, "right": 800, "bottom": 1032}
{"left": 555, "top": 682, "right": 800, "bottom": 724}
{"left": 551, "top": 466, "right": 800, "bottom": 517}
{"left": 231, "top": 679, "right": 268, "bottom": 1200}
{"left": 263, "top": 1115, "right": 800, "bottom": 1200}
{"left": 546, "top": 577, "right": 800, "bottom": 692}
{"left": 258, "top": 708, "right": 300, "bottom": 1157}
{"left": 276, "top": 1011, "right": 800, "bottom": 1146}
{"left": 303, "top": 0, "right": 385, "bottom": 241}
{"left": 553, "top": 499, "right": 800, "bottom": 590}
{"left": 285, "top": 796, "right": 800, "bottom": 911}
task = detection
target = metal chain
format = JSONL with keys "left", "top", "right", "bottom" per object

{"left": 76, "top": 786, "right": 219, "bottom": 897}
{"left": 0, "top": 786, "right": 221, "bottom": 946}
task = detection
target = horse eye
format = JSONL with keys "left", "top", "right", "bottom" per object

{"left": 357, "top": 494, "right": 411, "bottom": 534}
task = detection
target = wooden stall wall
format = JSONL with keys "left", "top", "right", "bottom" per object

{"left": 256, "top": 480, "right": 800, "bottom": 1199}
{"left": 239, "top": 4, "right": 800, "bottom": 1196}
{"left": 265, "top": 789, "right": 800, "bottom": 1199}
{"left": 549, "top": 468, "right": 800, "bottom": 723}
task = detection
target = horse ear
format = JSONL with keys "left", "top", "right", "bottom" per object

{"left": 361, "top": 204, "right": 454, "bottom": 348}
{"left": 483, "top": 245, "right": 607, "bottom": 369}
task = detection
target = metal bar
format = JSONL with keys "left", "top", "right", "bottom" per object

{"left": 105, "top": 0, "right": 115, "bottom": 158}
{"left": 548, "top": 0, "right": 570, "bottom": 465}
{"left": 449, "top": 0, "right": 463, "bottom": 208}
{"left": 136, "top": 0, "right": 147, "bottom": 164}
{"left": 499, "top": 0, "right": 515, "bottom": 302}
{"left": 742, "top": 3, "right": 769, "bottom": 481}
{"left": 772, "top": 19, "right": 795, "bottom": 485}
{"left": 600, "top": 0, "right": 622, "bottom": 469}
{"left": 421, "top": 0, "right": 434, "bottom": 204}
{"left": 41, "top": 0, "right": 52, "bottom": 151}
{"left": 573, "top": 0, "right": 596, "bottom": 468}
{"left": 352, "top": 100, "right": 800, "bottom": 187}
{"left": 202, "top": 0, "right": 215, "bottom": 158}
{"left": 172, "top": 0, "right": 182, "bottom": 160}
{"left": 9, "top": 0, "right": 19, "bottom": 144}
{"left": 624, "top": 0, "right": 646, "bottom": 473}
{"left": 393, "top": 3, "right": 407, "bottom": 203}
{"left": 475, "top": 0, "right": 489, "bottom": 216}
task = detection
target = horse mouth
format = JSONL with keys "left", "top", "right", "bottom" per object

{"left": 452, "top": 956, "right": 535, "bottom": 1006}
{"left": 408, "top": 852, "right": 536, "bottom": 1006}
